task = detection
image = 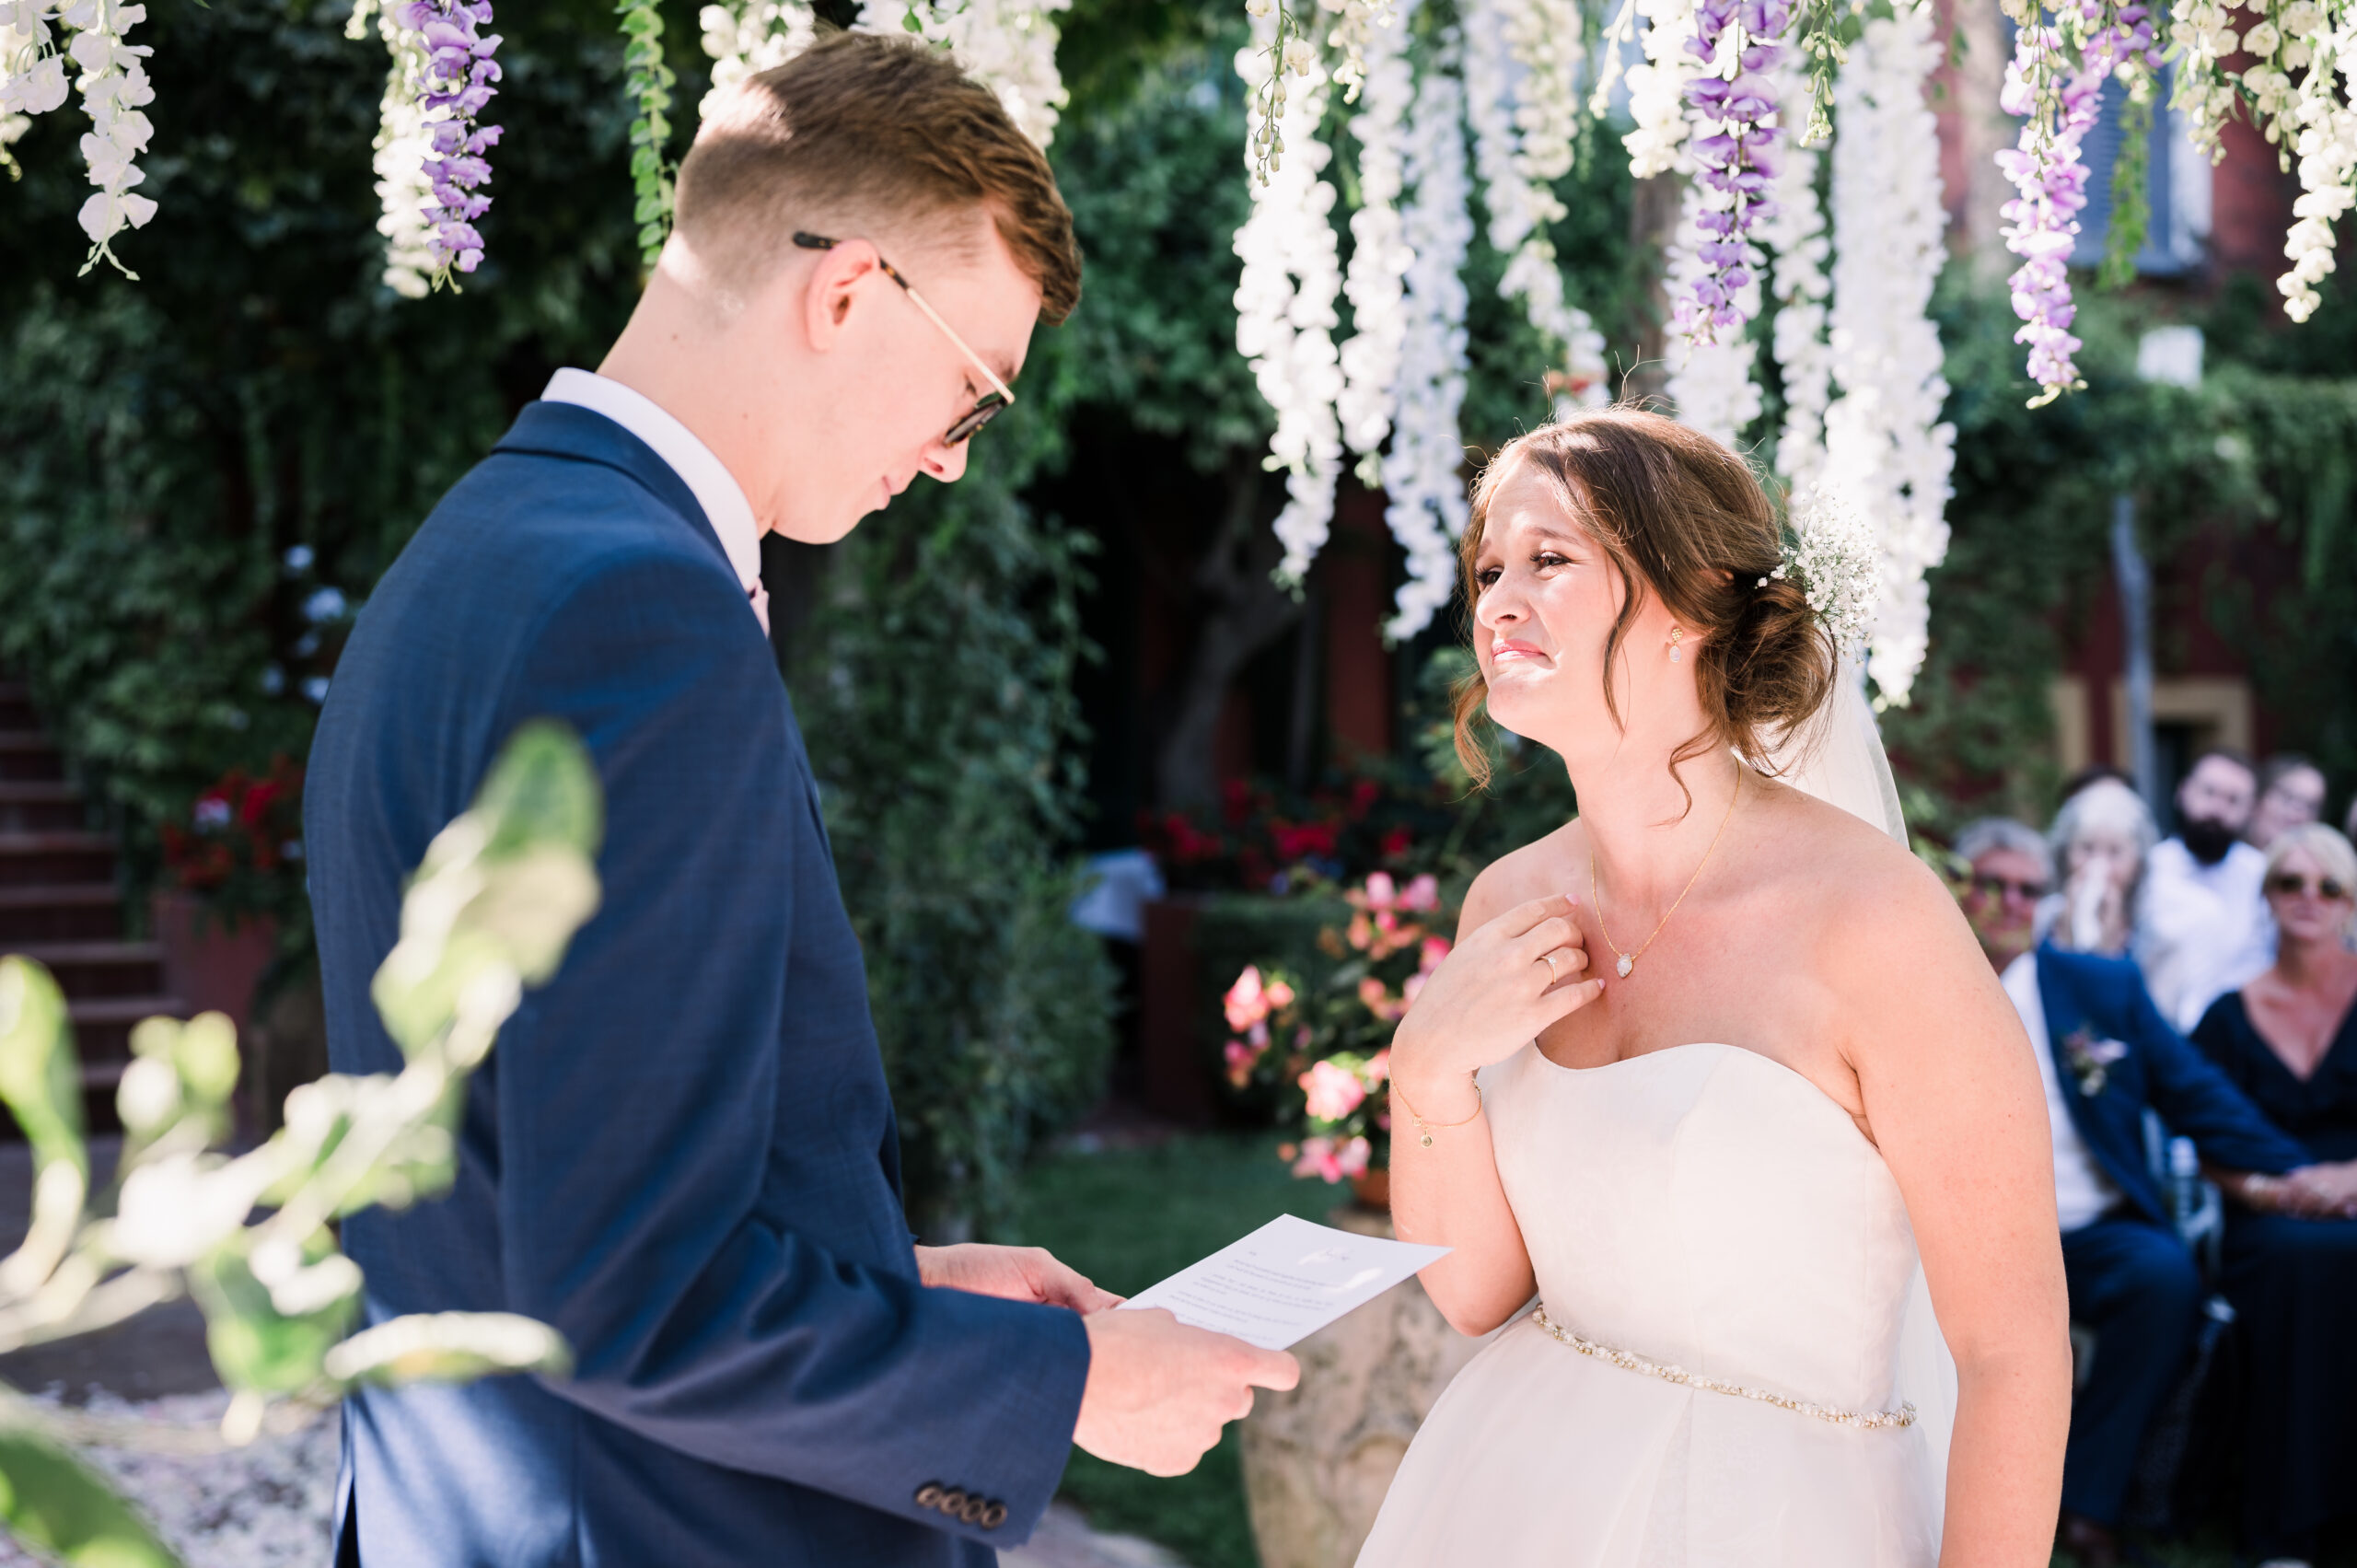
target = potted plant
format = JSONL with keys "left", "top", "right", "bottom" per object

{"left": 150, "top": 758, "right": 306, "bottom": 1051}
{"left": 1218, "top": 870, "right": 1452, "bottom": 1212}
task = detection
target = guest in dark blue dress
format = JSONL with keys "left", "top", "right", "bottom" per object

{"left": 2191, "top": 822, "right": 2357, "bottom": 1567}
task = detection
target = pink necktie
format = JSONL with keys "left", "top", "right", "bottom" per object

{"left": 749, "top": 580, "right": 771, "bottom": 636}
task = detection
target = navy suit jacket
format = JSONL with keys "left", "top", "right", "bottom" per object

{"left": 306, "top": 401, "right": 1091, "bottom": 1567}
{"left": 2034, "top": 942, "right": 2306, "bottom": 1229}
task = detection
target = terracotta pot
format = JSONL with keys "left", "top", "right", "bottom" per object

{"left": 1350, "top": 1167, "right": 1390, "bottom": 1213}
{"left": 149, "top": 890, "right": 276, "bottom": 1036}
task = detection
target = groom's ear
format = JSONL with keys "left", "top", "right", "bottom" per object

{"left": 798, "top": 238, "right": 887, "bottom": 354}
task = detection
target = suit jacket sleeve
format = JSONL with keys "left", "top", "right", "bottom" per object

{"left": 2119, "top": 968, "right": 2307, "bottom": 1176}
{"left": 485, "top": 548, "right": 1090, "bottom": 1541}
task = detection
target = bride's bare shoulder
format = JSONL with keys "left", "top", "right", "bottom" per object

{"left": 1458, "top": 817, "right": 1584, "bottom": 931}
{"left": 1747, "top": 776, "right": 1975, "bottom": 970}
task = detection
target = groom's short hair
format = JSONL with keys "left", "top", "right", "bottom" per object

{"left": 676, "top": 32, "right": 1082, "bottom": 323}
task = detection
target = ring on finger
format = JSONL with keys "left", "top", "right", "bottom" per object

{"left": 1541, "top": 950, "right": 1562, "bottom": 984}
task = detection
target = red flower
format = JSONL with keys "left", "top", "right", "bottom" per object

{"left": 1380, "top": 826, "right": 1412, "bottom": 860}
{"left": 1348, "top": 778, "right": 1380, "bottom": 819}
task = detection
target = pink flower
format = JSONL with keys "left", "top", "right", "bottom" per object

{"left": 1399, "top": 874, "right": 1440, "bottom": 912}
{"left": 1290, "top": 1134, "right": 1373, "bottom": 1183}
{"left": 1300, "top": 1060, "right": 1368, "bottom": 1122}
{"left": 1417, "top": 935, "right": 1450, "bottom": 974}
{"left": 1364, "top": 1050, "right": 1390, "bottom": 1086}
{"left": 1357, "top": 976, "right": 1408, "bottom": 1023}
{"left": 1225, "top": 966, "right": 1294, "bottom": 1031}
{"left": 1361, "top": 871, "right": 1399, "bottom": 910}
{"left": 1225, "top": 1039, "right": 1267, "bottom": 1087}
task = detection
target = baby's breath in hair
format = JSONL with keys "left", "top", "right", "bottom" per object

{"left": 1759, "top": 484, "right": 1878, "bottom": 658}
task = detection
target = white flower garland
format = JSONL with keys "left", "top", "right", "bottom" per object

{"left": 1757, "top": 58, "right": 1830, "bottom": 492}
{"left": 1822, "top": 0, "right": 1952, "bottom": 707}
{"left": 1337, "top": 0, "right": 1415, "bottom": 459}
{"left": 698, "top": 0, "right": 815, "bottom": 121}
{"left": 61, "top": 0, "right": 154, "bottom": 277}
{"left": 1464, "top": 0, "right": 1608, "bottom": 411}
{"left": 1235, "top": 17, "right": 1346, "bottom": 582}
{"left": 1383, "top": 34, "right": 1475, "bottom": 639}
{"left": 1663, "top": 180, "right": 1762, "bottom": 446}
{"left": 854, "top": 0, "right": 1072, "bottom": 149}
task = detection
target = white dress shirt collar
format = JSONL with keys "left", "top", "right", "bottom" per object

{"left": 540, "top": 368, "right": 762, "bottom": 596}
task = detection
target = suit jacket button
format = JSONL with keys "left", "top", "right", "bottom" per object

{"left": 980, "top": 1502, "right": 1008, "bottom": 1529}
{"left": 938, "top": 1487, "right": 970, "bottom": 1516}
{"left": 913, "top": 1483, "right": 945, "bottom": 1510}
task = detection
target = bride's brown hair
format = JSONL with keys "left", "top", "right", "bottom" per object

{"left": 1452, "top": 406, "right": 1836, "bottom": 805}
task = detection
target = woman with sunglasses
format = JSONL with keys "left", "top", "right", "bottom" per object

{"left": 2190, "top": 822, "right": 2357, "bottom": 1568}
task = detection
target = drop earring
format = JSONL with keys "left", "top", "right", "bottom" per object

{"left": 1668, "top": 628, "right": 1683, "bottom": 663}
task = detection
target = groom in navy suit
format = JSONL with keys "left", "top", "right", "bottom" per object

{"left": 307, "top": 36, "right": 1295, "bottom": 1567}
{"left": 1956, "top": 819, "right": 2311, "bottom": 1567}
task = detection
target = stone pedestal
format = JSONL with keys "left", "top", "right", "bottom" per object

{"left": 1238, "top": 1206, "right": 1485, "bottom": 1568}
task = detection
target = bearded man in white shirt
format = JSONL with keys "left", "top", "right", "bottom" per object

{"left": 2138, "top": 750, "right": 2275, "bottom": 1032}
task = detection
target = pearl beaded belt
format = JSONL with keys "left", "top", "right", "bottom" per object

{"left": 1530, "top": 1307, "right": 1918, "bottom": 1431}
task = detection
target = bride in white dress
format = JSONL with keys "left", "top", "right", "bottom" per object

{"left": 1360, "top": 411, "right": 2071, "bottom": 1568}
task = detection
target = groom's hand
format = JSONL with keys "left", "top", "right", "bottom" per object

{"left": 914, "top": 1244, "right": 1123, "bottom": 1313}
{"left": 1072, "top": 1308, "right": 1299, "bottom": 1477}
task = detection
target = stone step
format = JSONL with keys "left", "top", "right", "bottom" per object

{"left": 5, "top": 940, "right": 167, "bottom": 1001}
{"left": 0, "top": 782, "right": 88, "bottom": 834}
{"left": 0, "top": 885, "right": 124, "bottom": 944}
{"left": 0, "top": 832, "right": 114, "bottom": 889}
{"left": 66, "top": 995, "right": 188, "bottom": 1069}
{"left": 0, "top": 733, "right": 63, "bottom": 784}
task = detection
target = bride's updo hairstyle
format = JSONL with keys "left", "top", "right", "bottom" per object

{"left": 1452, "top": 406, "right": 1836, "bottom": 798}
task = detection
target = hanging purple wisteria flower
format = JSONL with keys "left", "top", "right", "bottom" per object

{"left": 1676, "top": 0, "right": 1793, "bottom": 344}
{"left": 394, "top": 0, "right": 503, "bottom": 282}
{"left": 1994, "top": 1, "right": 2158, "bottom": 405}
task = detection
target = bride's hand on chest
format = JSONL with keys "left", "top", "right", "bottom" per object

{"left": 1391, "top": 891, "right": 1604, "bottom": 1108}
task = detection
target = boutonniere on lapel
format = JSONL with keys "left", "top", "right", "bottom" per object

{"left": 2061, "top": 1028, "right": 2130, "bottom": 1098}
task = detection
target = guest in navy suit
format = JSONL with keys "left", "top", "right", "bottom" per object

{"left": 306, "top": 36, "right": 1295, "bottom": 1568}
{"left": 1956, "top": 819, "right": 2315, "bottom": 1568}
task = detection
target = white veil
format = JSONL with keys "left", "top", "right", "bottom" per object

{"left": 1759, "top": 667, "right": 1959, "bottom": 1520}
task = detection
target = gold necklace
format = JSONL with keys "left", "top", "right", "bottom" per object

{"left": 1590, "top": 768, "right": 1742, "bottom": 980}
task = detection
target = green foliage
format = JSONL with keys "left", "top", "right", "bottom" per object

{"left": 0, "top": 1428, "right": 176, "bottom": 1568}
{"left": 618, "top": 0, "right": 679, "bottom": 265}
{"left": 789, "top": 389, "right": 1116, "bottom": 1239}
{"left": 0, "top": 722, "right": 596, "bottom": 1564}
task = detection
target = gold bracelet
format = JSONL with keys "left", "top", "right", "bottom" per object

{"left": 1391, "top": 1076, "right": 1481, "bottom": 1148}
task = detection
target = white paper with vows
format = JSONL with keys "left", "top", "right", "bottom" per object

{"left": 1119, "top": 1214, "right": 1451, "bottom": 1350}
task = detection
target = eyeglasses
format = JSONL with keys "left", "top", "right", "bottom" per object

{"left": 793, "top": 232, "right": 1015, "bottom": 446}
{"left": 1968, "top": 872, "right": 2049, "bottom": 904}
{"left": 2266, "top": 871, "right": 2351, "bottom": 901}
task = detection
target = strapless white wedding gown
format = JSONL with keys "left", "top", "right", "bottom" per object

{"left": 1356, "top": 1040, "right": 1956, "bottom": 1568}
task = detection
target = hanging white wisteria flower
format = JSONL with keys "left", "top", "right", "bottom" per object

{"left": 1336, "top": 0, "right": 1416, "bottom": 465}
{"left": 697, "top": 0, "right": 815, "bottom": 120}
{"left": 1622, "top": 0, "right": 1698, "bottom": 178}
{"left": 1663, "top": 180, "right": 1762, "bottom": 445}
{"left": 1822, "top": 0, "right": 1952, "bottom": 707}
{"left": 1757, "top": 58, "right": 1829, "bottom": 491}
{"left": 62, "top": 0, "right": 154, "bottom": 277}
{"left": 2278, "top": 7, "right": 2356, "bottom": 321}
{"left": 1235, "top": 15, "right": 1346, "bottom": 583}
{"left": 858, "top": 0, "right": 1073, "bottom": 150}
{"left": 0, "top": 0, "right": 71, "bottom": 179}
{"left": 1463, "top": 0, "right": 1608, "bottom": 411}
{"left": 1383, "top": 33, "right": 1475, "bottom": 640}
{"left": 366, "top": 9, "right": 438, "bottom": 298}
{"left": 1324, "top": 0, "right": 1400, "bottom": 103}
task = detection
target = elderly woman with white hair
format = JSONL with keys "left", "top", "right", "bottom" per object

{"left": 2191, "top": 823, "right": 2357, "bottom": 1568}
{"left": 2038, "top": 776, "right": 2158, "bottom": 958}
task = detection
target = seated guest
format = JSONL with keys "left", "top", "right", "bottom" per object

{"left": 2248, "top": 754, "right": 2328, "bottom": 853}
{"left": 2038, "top": 777, "right": 2155, "bottom": 958}
{"left": 2140, "top": 749, "right": 2274, "bottom": 1031}
{"left": 1956, "top": 819, "right": 2315, "bottom": 1568}
{"left": 2192, "top": 823, "right": 2357, "bottom": 1568}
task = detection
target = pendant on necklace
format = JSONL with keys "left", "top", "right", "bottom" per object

{"left": 1616, "top": 955, "right": 1635, "bottom": 979}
